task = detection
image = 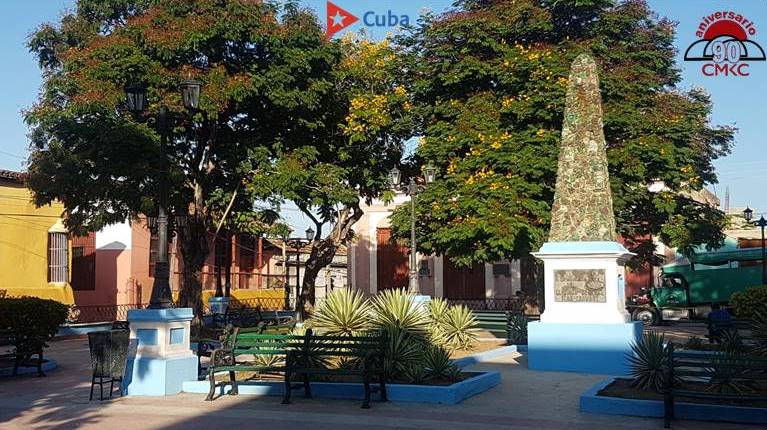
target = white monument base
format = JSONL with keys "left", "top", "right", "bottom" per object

{"left": 528, "top": 241, "right": 640, "bottom": 375}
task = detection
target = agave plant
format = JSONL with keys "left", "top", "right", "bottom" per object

{"left": 423, "top": 346, "right": 458, "bottom": 379}
{"left": 401, "top": 363, "right": 428, "bottom": 384}
{"left": 437, "top": 305, "right": 479, "bottom": 352}
{"left": 706, "top": 353, "right": 758, "bottom": 394}
{"left": 382, "top": 326, "right": 425, "bottom": 378}
{"left": 507, "top": 312, "right": 529, "bottom": 345}
{"left": 311, "top": 288, "right": 372, "bottom": 336}
{"left": 627, "top": 331, "right": 669, "bottom": 392}
{"left": 719, "top": 329, "right": 745, "bottom": 354}
{"left": 370, "top": 289, "right": 429, "bottom": 337}
{"left": 751, "top": 304, "right": 767, "bottom": 356}
{"left": 682, "top": 336, "right": 704, "bottom": 351}
{"left": 427, "top": 298, "right": 450, "bottom": 325}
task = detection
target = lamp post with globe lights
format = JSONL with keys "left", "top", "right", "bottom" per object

{"left": 125, "top": 79, "right": 202, "bottom": 309}
{"left": 743, "top": 206, "right": 767, "bottom": 285}
{"left": 389, "top": 164, "right": 436, "bottom": 294}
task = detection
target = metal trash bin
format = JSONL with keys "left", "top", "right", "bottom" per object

{"left": 88, "top": 329, "right": 129, "bottom": 401}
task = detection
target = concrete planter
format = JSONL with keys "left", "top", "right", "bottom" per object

{"left": 182, "top": 370, "right": 500, "bottom": 405}
{"left": 580, "top": 378, "right": 767, "bottom": 425}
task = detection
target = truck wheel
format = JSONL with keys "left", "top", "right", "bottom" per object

{"left": 632, "top": 308, "right": 658, "bottom": 326}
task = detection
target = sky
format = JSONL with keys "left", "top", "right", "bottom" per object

{"left": 0, "top": 0, "right": 765, "bottom": 233}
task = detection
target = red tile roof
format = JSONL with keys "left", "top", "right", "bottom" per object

{"left": 0, "top": 169, "right": 26, "bottom": 182}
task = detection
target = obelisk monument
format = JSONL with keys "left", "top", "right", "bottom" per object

{"left": 527, "top": 54, "right": 641, "bottom": 375}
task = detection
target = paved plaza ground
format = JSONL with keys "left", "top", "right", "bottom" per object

{"left": 1, "top": 333, "right": 760, "bottom": 430}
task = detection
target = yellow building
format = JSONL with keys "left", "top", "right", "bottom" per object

{"left": 0, "top": 169, "right": 74, "bottom": 304}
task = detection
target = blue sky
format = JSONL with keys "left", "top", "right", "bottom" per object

{"left": 1, "top": 0, "right": 766, "bottom": 232}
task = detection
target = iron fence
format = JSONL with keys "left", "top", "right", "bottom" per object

{"left": 446, "top": 298, "right": 522, "bottom": 311}
{"left": 68, "top": 304, "right": 149, "bottom": 324}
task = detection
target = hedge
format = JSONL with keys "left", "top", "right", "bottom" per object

{"left": 730, "top": 285, "right": 767, "bottom": 320}
{"left": 0, "top": 297, "right": 69, "bottom": 353}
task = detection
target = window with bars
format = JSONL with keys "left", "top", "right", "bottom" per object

{"left": 47, "top": 232, "right": 69, "bottom": 283}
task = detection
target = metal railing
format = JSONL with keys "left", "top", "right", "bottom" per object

{"left": 446, "top": 298, "right": 522, "bottom": 311}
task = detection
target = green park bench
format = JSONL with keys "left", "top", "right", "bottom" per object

{"left": 283, "top": 329, "right": 387, "bottom": 409}
{"left": 205, "top": 328, "right": 387, "bottom": 409}
{"left": 663, "top": 343, "right": 767, "bottom": 428}
{"left": 0, "top": 328, "right": 46, "bottom": 377}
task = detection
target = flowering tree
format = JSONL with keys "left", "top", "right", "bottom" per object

{"left": 390, "top": 0, "right": 734, "bottom": 283}
{"left": 25, "top": 0, "right": 347, "bottom": 319}
{"left": 244, "top": 36, "right": 414, "bottom": 317}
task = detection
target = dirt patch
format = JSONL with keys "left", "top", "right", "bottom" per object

{"left": 598, "top": 377, "right": 767, "bottom": 407}
{"left": 450, "top": 340, "right": 508, "bottom": 359}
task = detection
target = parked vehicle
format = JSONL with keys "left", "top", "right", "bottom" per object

{"left": 626, "top": 248, "right": 763, "bottom": 325}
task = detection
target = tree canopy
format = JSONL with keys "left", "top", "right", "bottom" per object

{"left": 25, "top": 0, "right": 348, "bottom": 316}
{"left": 391, "top": 0, "right": 734, "bottom": 267}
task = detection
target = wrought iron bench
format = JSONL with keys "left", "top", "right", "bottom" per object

{"left": 0, "top": 329, "right": 46, "bottom": 377}
{"left": 663, "top": 343, "right": 767, "bottom": 428}
{"left": 283, "top": 329, "right": 387, "bottom": 409}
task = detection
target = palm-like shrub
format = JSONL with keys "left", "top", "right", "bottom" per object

{"left": 437, "top": 305, "right": 478, "bottom": 351}
{"left": 751, "top": 305, "right": 767, "bottom": 356}
{"left": 382, "top": 327, "right": 424, "bottom": 378}
{"left": 706, "top": 353, "right": 758, "bottom": 394}
{"left": 627, "top": 331, "right": 669, "bottom": 392}
{"left": 507, "top": 312, "right": 529, "bottom": 345}
{"left": 370, "top": 289, "right": 429, "bottom": 337}
{"left": 423, "top": 346, "right": 458, "bottom": 379}
{"left": 311, "top": 288, "right": 372, "bottom": 336}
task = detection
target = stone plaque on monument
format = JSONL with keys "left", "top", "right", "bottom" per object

{"left": 554, "top": 269, "right": 606, "bottom": 303}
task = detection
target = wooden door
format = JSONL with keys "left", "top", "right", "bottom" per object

{"left": 376, "top": 228, "right": 409, "bottom": 291}
{"left": 71, "top": 233, "right": 96, "bottom": 290}
{"left": 443, "top": 258, "right": 486, "bottom": 299}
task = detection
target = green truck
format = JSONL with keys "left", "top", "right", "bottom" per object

{"left": 626, "top": 248, "right": 763, "bottom": 325}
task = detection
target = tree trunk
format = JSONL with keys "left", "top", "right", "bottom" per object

{"left": 298, "top": 238, "right": 337, "bottom": 319}
{"left": 177, "top": 216, "right": 209, "bottom": 323}
{"left": 519, "top": 254, "right": 544, "bottom": 312}
{"left": 296, "top": 204, "right": 362, "bottom": 320}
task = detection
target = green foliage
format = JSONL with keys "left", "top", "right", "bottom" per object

{"left": 391, "top": 0, "right": 733, "bottom": 267}
{"left": 706, "top": 354, "right": 758, "bottom": 395}
{"left": 752, "top": 305, "right": 767, "bottom": 356}
{"left": 382, "top": 327, "right": 425, "bottom": 379}
{"left": 506, "top": 312, "right": 529, "bottom": 345}
{"left": 719, "top": 329, "right": 745, "bottom": 354}
{"left": 730, "top": 286, "right": 767, "bottom": 320}
{"left": 435, "top": 305, "right": 479, "bottom": 352}
{"left": 401, "top": 363, "right": 428, "bottom": 385}
{"left": 24, "top": 0, "right": 352, "bottom": 317}
{"left": 311, "top": 288, "right": 372, "bottom": 336}
{"left": 627, "top": 331, "right": 668, "bottom": 392}
{"left": 0, "top": 297, "right": 69, "bottom": 354}
{"left": 423, "top": 346, "right": 459, "bottom": 380}
{"left": 370, "top": 289, "right": 429, "bottom": 337}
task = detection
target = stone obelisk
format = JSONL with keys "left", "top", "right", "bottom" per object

{"left": 527, "top": 54, "right": 641, "bottom": 376}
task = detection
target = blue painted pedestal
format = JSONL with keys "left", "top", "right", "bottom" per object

{"left": 528, "top": 321, "right": 642, "bottom": 375}
{"left": 125, "top": 308, "right": 197, "bottom": 396}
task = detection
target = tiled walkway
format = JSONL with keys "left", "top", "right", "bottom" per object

{"left": 0, "top": 337, "right": 758, "bottom": 429}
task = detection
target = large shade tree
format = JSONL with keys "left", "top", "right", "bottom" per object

{"left": 243, "top": 37, "right": 413, "bottom": 317}
{"left": 25, "top": 0, "right": 345, "bottom": 318}
{"left": 391, "top": 0, "right": 734, "bottom": 289}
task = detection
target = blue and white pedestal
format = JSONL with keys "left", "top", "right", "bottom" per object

{"left": 528, "top": 241, "right": 640, "bottom": 375}
{"left": 124, "top": 308, "right": 197, "bottom": 396}
{"left": 528, "top": 321, "right": 641, "bottom": 375}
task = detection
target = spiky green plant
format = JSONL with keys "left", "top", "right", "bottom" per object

{"left": 401, "top": 363, "right": 428, "bottom": 384}
{"left": 370, "top": 289, "right": 429, "bottom": 337}
{"left": 382, "top": 326, "right": 425, "bottom": 378}
{"left": 627, "top": 331, "right": 669, "bottom": 392}
{"left": 427, "top": 298, "right": 450, "bottom": 325}
{"left": 719, "top": 329, "right": 745, "bottom": 354}
{"left": 423, "top": 346, "right": 458, "bottom": 379}
{"left": 706, "top": 353, "right": 758, "bottom": 394}
{"left": 507, "top": 312, "right": 529, "bottom": 345}
{"left": 438, "top": 305, "right": 479, "bottom": 352}
{"left": 682, "top": 336, "right": 704, "bottom": 351}
{"left": 311, "top": 288, "right": 372, "bottom": 336}
{"left": 751, "top": 305, "right": 767, "bottom": 356}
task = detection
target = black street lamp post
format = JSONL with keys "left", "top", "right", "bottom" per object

{"left": 743, "top": 206, "right": 767, "bottom": 285}
{"left": 284, "top": 227, "right": 314, "bottom": 317}
{"left": 389, "top": 164, "right": 436, "bottom": 294}
{"left": 125, "top": 80, "right": 202, "bottom": 309}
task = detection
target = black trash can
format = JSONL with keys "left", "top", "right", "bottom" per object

{"left": 88, "top": 329, "right": 129, "bottom": 401}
